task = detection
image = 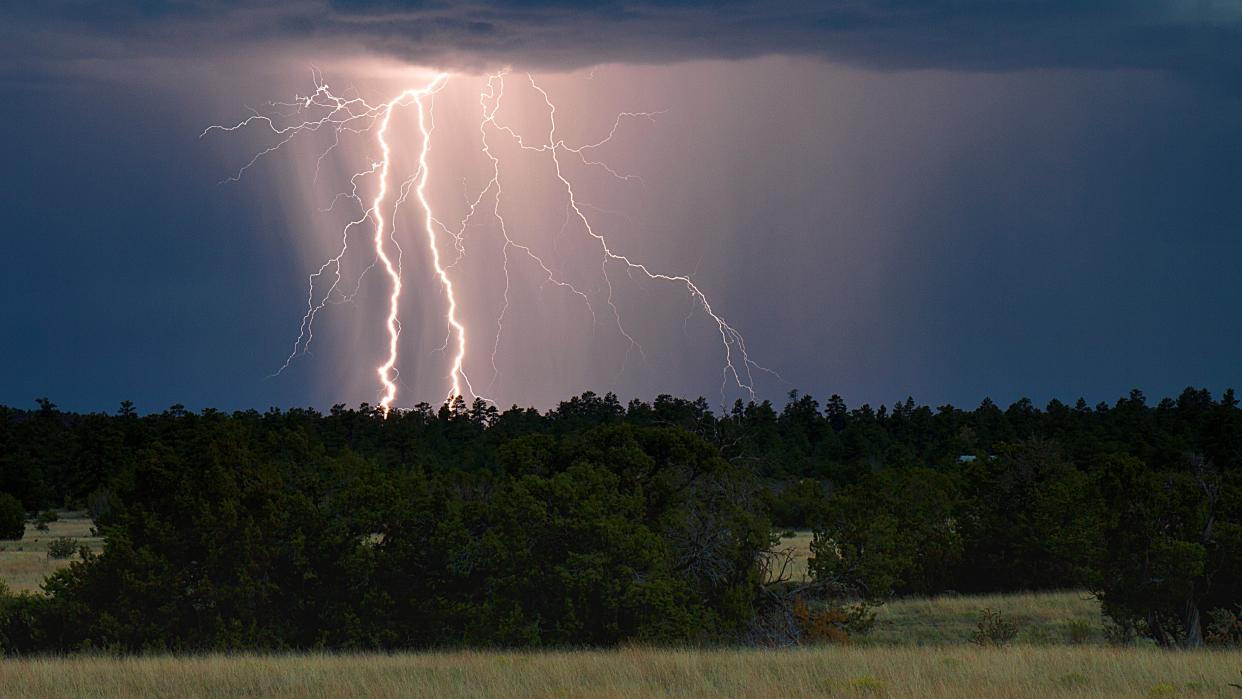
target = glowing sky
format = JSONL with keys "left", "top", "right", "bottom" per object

{"left": 2, "top": 2, "right": 1240, "bottom": 412}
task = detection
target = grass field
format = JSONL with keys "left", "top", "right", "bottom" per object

{"left": 0, "top": 511, "right": 102, "bottom": 593}
{"left": 873, "top": 590, "right": 1104, "bottom": 645}
{"left": 3, "top": 646, "right": 1242, "bottom": 698}
{"left": 771, "top": 531, "right": 1104, "bottom": 646}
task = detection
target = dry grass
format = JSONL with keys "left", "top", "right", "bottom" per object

{"left": 2, "top": 646, "right": 1240, "bottom": 698}
{"left": 0, "top": 511, "right": 103, "bottom": 593}
{"left": 774, "top": 529, "right": 815, "bottom": 583}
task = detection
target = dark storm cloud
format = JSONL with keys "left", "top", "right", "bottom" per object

{"left": 2, "top": 1, "right": 1240, "bottom": 89}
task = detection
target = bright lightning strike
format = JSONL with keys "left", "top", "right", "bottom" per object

{"left": 204, "top": 68, "right": 777, "bottom": 414}
{"left": 373, "top": 74, "right": 454, "bottom": 412}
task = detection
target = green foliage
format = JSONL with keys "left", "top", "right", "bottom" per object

{"left": 809, "top": 467, "right": 960, "bottom": 597}
{"left": 1206, "top": 606, "right": 1242, "bottom": 647}
{"left": 46, "top": 537, "right": 78, "bottom": 560}
{"left": 769, "top": 479, "right": 828, "bottom": 528}
{"left": 0, "top": 493, "right": 24, "bottom": 540}
{"left": 366, "top": 425, "right": 768, "bottom": 648}
{"left": 18, "top": 419, "right": 768, "bottom": 653}
{"left": 955, "top": 439, "right": 1101, "bottom": 592}
{"left": 969, "top": 608, "right": 1018, "bottom": 646}
{"left": 1093, "top": 452, "right": 1242, "bottom": 647}
{"left": 0, "top": 585, "right": 44, "bottom": 655}
{"left": 1, "top": 386, "right": 1241, "bottom": 653}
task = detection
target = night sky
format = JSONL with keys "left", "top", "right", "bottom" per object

{"left": 2, "top": 2, "right": 1240, "bottom": 414}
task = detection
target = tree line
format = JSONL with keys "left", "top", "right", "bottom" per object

{"left": 0, "top": 387, "right": 1239, "bottom": 652}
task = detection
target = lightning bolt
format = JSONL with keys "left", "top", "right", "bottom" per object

{"left": 488, "top": 73, "right": 778, "bottom": 401}
{"left": 407, "top": 74, "right": 482, "bottom": 407}
{"left": 475, "top": 73, "right": 598, "bottom": 394}
{"left": 205, "top": 68, "right": 777, "bottom": 413}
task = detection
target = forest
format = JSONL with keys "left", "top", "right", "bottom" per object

{"left": 1, "top": 387, "right": 1240, "bottom": 653}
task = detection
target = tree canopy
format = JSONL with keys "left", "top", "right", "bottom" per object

{"left": 1, "top": 387, "right": 1240, "bottom": 651}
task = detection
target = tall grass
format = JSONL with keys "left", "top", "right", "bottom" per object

{"left": 2, "top": 646, "right": 1240, "bottom": 698}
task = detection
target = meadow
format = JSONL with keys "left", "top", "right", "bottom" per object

{"left": 0, "top": 512, "right": 101, "bottom": 593}
{"left": 4, "top": 645, "right": 1242, "bottom": 698}
{"left": 872, "top": 589, "right": 1104, "bottom": 646}
{"left": 773, "top": 531, "right": 1103, "bottom": 646}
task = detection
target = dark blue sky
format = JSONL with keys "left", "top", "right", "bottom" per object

{"left": 1, "top": 2, "right": 1240, "bottom": 413}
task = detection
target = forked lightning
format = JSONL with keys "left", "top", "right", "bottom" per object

{"left": 204, "top": 70, "right": 776, "bottom": 414}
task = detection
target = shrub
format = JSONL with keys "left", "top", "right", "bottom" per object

{"left": 0, "top": 494, "right": 24, "bottom": 540}
{"left": 810, "top": 467, "right": 961, "bottom": 598}
{"left": 791, "top": 596, "right": 875, "bottom": 644}
{"left": 34, "top": 510, "right": 58, "bottom": 532}
{"left": 969, "top": 608, "right": 1018, "bottom": 646}
{"left": 1064, "top": 618, "right": 1094, "bottom": 645}
{"left": 771, "top": 479, "right": 829, "bottom": 528}
{"left": 1103, "top": 616, "right": 1138, "bottom": 646}
{"left": 46, "top": 537, "right": 78, "bottom": 560}
{"left": 0, "top": 587, "right": 47, "bottom": 656}
{"left": 1206, "top": 606, "right": 1242, "bottom": 647}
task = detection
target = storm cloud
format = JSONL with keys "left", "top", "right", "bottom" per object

{"left": 3, "top": 1, "right": 1241, "bottom": 88}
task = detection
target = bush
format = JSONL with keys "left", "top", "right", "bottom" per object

{"left": 970, "top": 608, "right": 1018, "bottom": 646}
{"left": 791, "top": 596, "right": 875, "bottom": 644}
{"left": 0, "top": 494, "right": 23, "bottom": 541}
{"left": 1206, "top": 606, "right": 1242, "bottom": 647}
{"left": 1064, "top": 618, "right": 1093, "bottom": 645}
{"left": 770, "top": 479, "right": 828, "bottom": 528}
{"left": 33, "top": 510, "right": 58, "bottom": 532}
{"left": 39, "top": 423, "right": 772, "bottom": 652}
{"left": 809, "top": 468, "right": 961, "bottom": 598}
{"left": 1103, "top": 616, "right": 1138, "bottom": 646}
{"left": 46, "top": 537, "right": 77, "bottom": 560}
{"left": 0, "top": 586, "right": 47, "bottom": 656}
